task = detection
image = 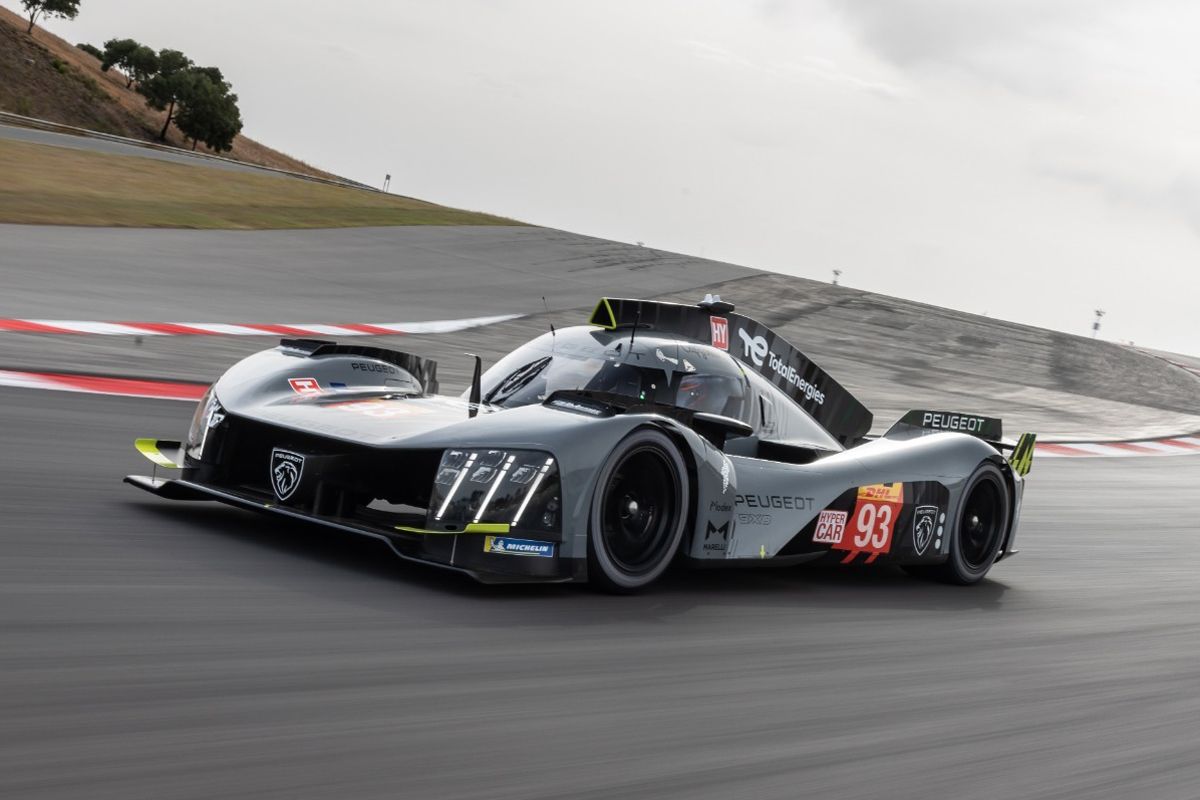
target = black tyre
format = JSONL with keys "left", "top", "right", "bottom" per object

{"left": 587, "top": 429, "right": 690, "bottom": 593}
{"left": 915, "top": 461, "right": 1011, "bottom": 585}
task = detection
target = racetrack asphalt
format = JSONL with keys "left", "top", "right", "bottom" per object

{"left": 0, "top": 223, "right": 754, "bottom": 321}
{"left": 3, "top": 221, "right": 1198, "bottom": 440}
{"left": 3, "top": 386, "right": 1200, "bottom": 800}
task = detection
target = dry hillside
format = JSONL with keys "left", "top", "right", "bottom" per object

{"left": 0, "top": 4, "right": 343, "bottom": 181}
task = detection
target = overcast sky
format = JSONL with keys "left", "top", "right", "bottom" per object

{"left": 35, "top": 0, "right": 1200, "bottom": 353}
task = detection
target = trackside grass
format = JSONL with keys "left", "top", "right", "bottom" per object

{"left": 0, "top": 138, "right": 524, "bottom": 229}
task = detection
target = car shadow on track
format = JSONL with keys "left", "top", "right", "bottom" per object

{"left": 129, "top": 501, "right": 1014, "bottom": 620}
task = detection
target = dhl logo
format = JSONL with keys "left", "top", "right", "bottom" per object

{"left": 857, "top": 483, "right": 904, "bottom": 503}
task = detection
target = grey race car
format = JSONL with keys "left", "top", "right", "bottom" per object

{"left": 126, "top": 295, "right": 1036, "bottom": 591}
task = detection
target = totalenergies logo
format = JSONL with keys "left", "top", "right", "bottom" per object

{"left": 736, "top": 329, "right": 826, "bottom": 405}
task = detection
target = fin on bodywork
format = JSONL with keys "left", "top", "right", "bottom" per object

{"left": 1010, "top": 432, "right": 1036, "bottom": 476}
{"left": 134, "top": 438, "right": 185, "bottom": 469}
{"left": 585, "top": 296, "right": 874, "bottom": 446}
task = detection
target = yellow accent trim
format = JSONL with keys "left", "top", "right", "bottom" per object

{"left": 396, "top": 525, "right": 439, "bottom": 535}
{"left": 395, "top": 523, "right": 511, "bottom": 536}
{"left": 589, "top": 297, "right": 617, "bottom": 329}
{"left": 134, "top": 438, "right": 180, "bottom": 469}
{"left": 1010, "top": 432, "right": 1036, "bottom": 477}
{"left": 466, "top": 523, "right": 510, "bottom": 534}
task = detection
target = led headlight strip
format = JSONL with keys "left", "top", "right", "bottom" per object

{"left": 511, "top": 457, "right": 556, "bottom": 526}
{"left": 473, "top": 455, "right": 517, "bottom": 523}
{"left": 435, "top": 452, "right": 478, "bottom": 520}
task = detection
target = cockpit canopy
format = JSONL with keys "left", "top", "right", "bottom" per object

{"left": 479, "top": 327, "right": 748, "bottom": 418}
{"left": 477, "top": 325, "right": 843, "bottom": 452}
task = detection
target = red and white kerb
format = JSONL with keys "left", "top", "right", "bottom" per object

{"left": 0, "top": 314, "right": 520, "bottom": 336}
{"left": 0, "top": 369, "right": 1197, "bottom": 462}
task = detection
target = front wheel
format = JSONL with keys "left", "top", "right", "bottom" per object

{"left": 587, "top": 429, "right": 690, "bottom": 593}
{"left": 912, "top": 461, "right": 1011, "bottom": 585}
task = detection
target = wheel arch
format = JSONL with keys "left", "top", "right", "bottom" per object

{"left": 644, "top": 421, "right": 702, "bottom": 553}
{"left": 989, "top": 454, "right": 1020, "bottom": 559}
{"left": 584, "top": 421, "right": 697, "bottom": 591}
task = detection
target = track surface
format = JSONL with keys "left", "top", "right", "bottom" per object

{"left": 0, "top": 224, "right": 753, "bottom": 321}
{"left": 3, "top": 387, "right": 1199, "bottom": 799}
{"left": 4, "top": 221, "right": 1198, "bottom": 440}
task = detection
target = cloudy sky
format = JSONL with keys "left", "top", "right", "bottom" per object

{"left": 37, "top": 0, "right": 1200, "bottom": 353}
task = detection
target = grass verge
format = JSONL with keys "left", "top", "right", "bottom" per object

{"left": 0, "top": 138, "right": 523, "bottom": 229}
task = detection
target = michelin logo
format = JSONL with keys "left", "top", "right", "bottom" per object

{"left": 483, "top": 536, "right": 555, "bottom": 558}
{"left": 737, "top": 329, "right": 825, "bottom": 405}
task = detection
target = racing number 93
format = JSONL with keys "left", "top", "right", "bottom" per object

{"left": 834, "top": 483, "right": 904, "bottom": 564}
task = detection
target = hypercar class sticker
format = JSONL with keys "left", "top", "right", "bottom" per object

{"left": 832, "top": 483, "right": 905, "bottom": 564}
{"left": 710, "top": 316, "right": 729, "bottom": 350}
{"left": 288, "top": 377, "right": 321, "bottom": 395}
{"left": 813, "top": 510, "right": 848, "bottom": 544}
{"left": 483, "top": 536, "right": 554, "bottom": 557}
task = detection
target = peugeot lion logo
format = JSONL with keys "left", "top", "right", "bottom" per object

{"left": 913, "top": 505, "right": 938, "bottom": 556}
{"left": 270, "top": 448, "right": 305, "bottom": 501}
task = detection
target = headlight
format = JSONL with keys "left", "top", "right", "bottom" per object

{"left": 185, "top": 385, "right": 225, "bottom": 461}
{"left": 428, "top": 449, "right": 560, "bottom": 534}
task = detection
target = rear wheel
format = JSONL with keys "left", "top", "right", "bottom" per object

{"left": 912, "top": 461, "right": 1010, "bottom": 585}
{"left": 588, "top": 429, "right": 689, "bottom": 593}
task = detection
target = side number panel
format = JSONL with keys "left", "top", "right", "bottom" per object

{"left": 833, "top": 483, "right": 903, "bottom": 563}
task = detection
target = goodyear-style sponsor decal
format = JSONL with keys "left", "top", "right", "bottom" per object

{"left": 833, "top": 483, "right": 905, "bottom": 564}
{"left": 483, "top": 536, "right": 555, "bottom": 557}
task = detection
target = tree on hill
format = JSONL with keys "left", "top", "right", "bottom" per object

{"left": 136, "top": 49, "right": 193, "bottom": 140}
{"left": 77, "top": 42, "right": 102, "bottom": 60}
{"left": 20, "top": 0, "right": 81, "bottom": 34}
{"left": 174, "top": 71, "right": 243, "bottom": 152}
{"left": 100, "top": 38, "right": 159, "bottom": 88}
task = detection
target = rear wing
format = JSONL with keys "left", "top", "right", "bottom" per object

{"left": 589, "top": 297, "right": 873, "bottom": 445}
{"left": 884, "top": 410, "right": 1037, "bottom": 476}
{"left": 886, "top": 410, "right": 1004, "bottom": 442}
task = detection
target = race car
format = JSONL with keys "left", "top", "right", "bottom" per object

{"left": 126, "top": 295, "right": 1036, "bottom": 591}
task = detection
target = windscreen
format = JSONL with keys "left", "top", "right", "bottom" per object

{"left": 478, "top": 330, "right": 748, "bottom": 419}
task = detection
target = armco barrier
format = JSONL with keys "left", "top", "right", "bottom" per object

{"left": 0, "top": 110, "right": 385, "bottom": 194}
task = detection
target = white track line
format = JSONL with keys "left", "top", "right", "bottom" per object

{"left": 0, "top": 313, "right": 521, "bottom": 336}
